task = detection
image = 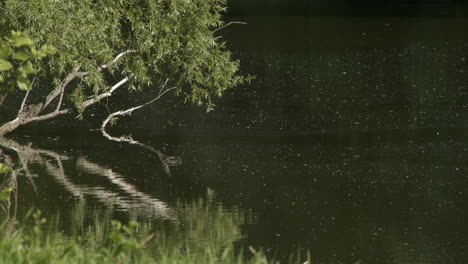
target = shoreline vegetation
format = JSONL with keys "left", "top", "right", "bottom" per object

{"left": 0, "top": 177, "right": 310, "bottom": 264}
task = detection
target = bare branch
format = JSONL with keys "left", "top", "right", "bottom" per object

{"left": 0, "top": 74, "right": 133, "bottom": 136}
{"left": 101, "top": 86, "right": 176, "bottom": 132}
{"left": 55, "top": 74, "right": 69, "bottom": 112}
{"left": 0, "top": 93, "right": 8, "bottom": 106}
{"left": 158, "top": 78, "right": 170, "bottom": 95}
{"left": 98, "top": 50, "right": 138, "bottom": 71}
{"left": 100, "top": 82, "right": 178, "bottom": 174}
{"left": 41, "top": 66, "right": 82, "bottom": 112}
{"left": 80, "top": 76, "right": 132, "bottom": 110}
{"left": 43, "top": 50, "right": 137, "bottom": 112}
{"left": 18, "top": 90, "right": 31, "bottom": 114}
{"left": 212, "top": 21, "right": 247, "bottom": 34}
{"left": 0, "top": 49, "right": 139, "bottom": 136}
{"left": 27, "top": 108, "right": 72, "bottom": 123}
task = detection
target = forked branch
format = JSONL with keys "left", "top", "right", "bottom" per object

{"left": 0, "top": 49, "right": 139, "bottom": 136}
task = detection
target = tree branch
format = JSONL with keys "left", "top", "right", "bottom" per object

{"left": 0, "top": 49, "right": 139, "bottom": 136}
{"left": 80, "top": 76, "right": 132, "bottom": 111}
{"left": 212, "top": 21, "right": 247, "bottom": 34}
{"left": 101, "top": 86, "right": 175, "bottom": 133}
{"left": 43, "top": 50, "right": 137, "bottom": 113}
{"left": 27, "top": 108, "right": 72, "bottom": 123}
{"left": 18, "top": 90, "right": 31, "bottom": 114}
{"left": 98, "top": 50, "right": 138, "bottom": 71}
{"left": 0, "top": 93, "right": 8, "bottom": 106}
{"left": 100, "top": 81, "right": 179, "bottom": 174}
{"left": 39, "top": 66, "right": 83, "bottom": 113}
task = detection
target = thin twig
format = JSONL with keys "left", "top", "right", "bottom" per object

{"left": 55, "top": 80, "right": 66, "bottom": 112}
{"left": 80, "top": 76, "right": 133, "bottom": 110}
{"left": 158, "top": 78, "right": 170, "bottom": 95}
{"left": 41, "top": 66, "right": 81, "bottom": 112}
{"left": 212, "top": 21, "right": 247, "bottom": 34}
{"left": 0, "top": 93, "right": 8, "bottom": 106}
{"left": 100, "top": 84, "right": 179, "bottom": 175}
{"left": 19, "top": 90, "right": 31, "bottom": 114}
{"left": 101, "top": 87, "right": 176, "bottom": 132}
{"left": 98, "top": 50, "right": 138, "bottom": 71}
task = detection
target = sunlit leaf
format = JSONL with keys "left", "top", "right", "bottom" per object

{"left": 17, "top": 77, "right": 32, "bottom": 90}
{"left": 18, "top": 62, "right": 37, "bottom": 75}
{"left": 0, "top": 48, "right": 12, "bottom": 59}
{"left": 40, "top": 44, "right": 57, "bottom": 54}
{"left": 31, "top": 47, "right": 46, "bottom": 59}
{"left": 12, "top": 51, "right": 30, "bottom": 61}
{"left": 0, "top": 60, "right": 13, "bottom": 71}
{"left": 12, "top": 36, "right": 34, "bottom": 47}
{"left": 0, "top": 163, "right": 11, "bottom": 174}
{"left": 0, "top": 188, "right": 12, "bottom": 201}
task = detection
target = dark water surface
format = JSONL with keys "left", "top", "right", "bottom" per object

{"left": 2, "top": 17, "right": 468, "bottom": 263}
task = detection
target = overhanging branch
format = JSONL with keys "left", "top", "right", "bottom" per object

{"left": 41, "top": 66, "right": 82, "bottom": 112}
{"left": 101, "top": 82, "right": 175, "bottom": 134}
{"left": 80, "top": 76, "right": 132, "bottom": 111}
{"left": 98, "top": 50, "right": 138, "bottom": 71}
{"left": 212, "top": 21, "right": 247, "bottom": 34}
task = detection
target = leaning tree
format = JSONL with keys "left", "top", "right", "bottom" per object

{"left": 0, "top": 0, "right": 247, "bottom": 136}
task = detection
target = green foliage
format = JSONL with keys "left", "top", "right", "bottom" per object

{"left": 0, "top": 0, "right": 246, "bottom": 111}
{"left": 0, "top": 163, "right": 12, "bottom": 204}
{"left": 0, "top": 188, "right": 12, "bottom": 201}
{"left": 0, "top": 163, "right": 11, "bottom": 174}
{"left": 0, "top": 197, "right": 312, "bottom": 264}
{"left": 0, "top": 31, "right": 56, "bottom": 93}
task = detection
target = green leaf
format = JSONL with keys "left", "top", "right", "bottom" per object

{"left": 0, "top": 188, "right": 12, "bottom": 201}
{"left": 0, "top": 48, "right": 12, "bottom": 59}
{"left": 18, "top": 62, "right": 37, "bottom": 76}
{"left": 0, "top": 74, "right": 4, "bottom": 82}
{"left": 12, "top": 36, "right": 34, "bottom": 47}
{"left": 0, "top": 60, "right": 13, "bottom": 71}
{"left": 31, "top": 47, "right": 46, "bottom": 59}
{"left": 12, "top": 51, "right": 30, "bottom": 61}
{"left": 17, "top": 77, "right": 32, "bottom": 90}
{"left": 0, "top": 163, "right": 11, "bottom": 174}
{"left": 40, "top": 44, "right": 57, "bottom": 54}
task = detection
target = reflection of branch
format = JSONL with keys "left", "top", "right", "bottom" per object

{"left": 0, "top": 137, "right": 177, "bottom": 219}
{"left": 100, "top": 79, "right": 181, "bottom": 175}
{"left": 100, "top": 133, "right": 181, "bottom": 176}
{"left": 76, "top": 156, "right": 174, "bottom": 216}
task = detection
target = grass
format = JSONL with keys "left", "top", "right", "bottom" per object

{"left": 0, "top": 161, "right": 310, "bottom": 264}
{"left": 0, "top": 193, "right": 310, "bottom": 264}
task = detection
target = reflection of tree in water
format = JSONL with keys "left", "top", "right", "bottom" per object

{"left": 0, "top": 137, "right": 179, "bottom": 220}
{"left": 67, "top": 193, "right": 252, "bottom": 262}
{"left": 0, "top": 137, "right": 253, "bottom": 262}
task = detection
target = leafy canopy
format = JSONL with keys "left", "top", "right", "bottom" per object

{"left": 0, "top": 31, "right": 56, "bottom": 92}
{"left": 0, "top": 0, "right": 245, "bottom": 109}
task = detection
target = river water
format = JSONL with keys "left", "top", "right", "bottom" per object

{"left": 1, "top": 17, "right": 468, "bottom": 263}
